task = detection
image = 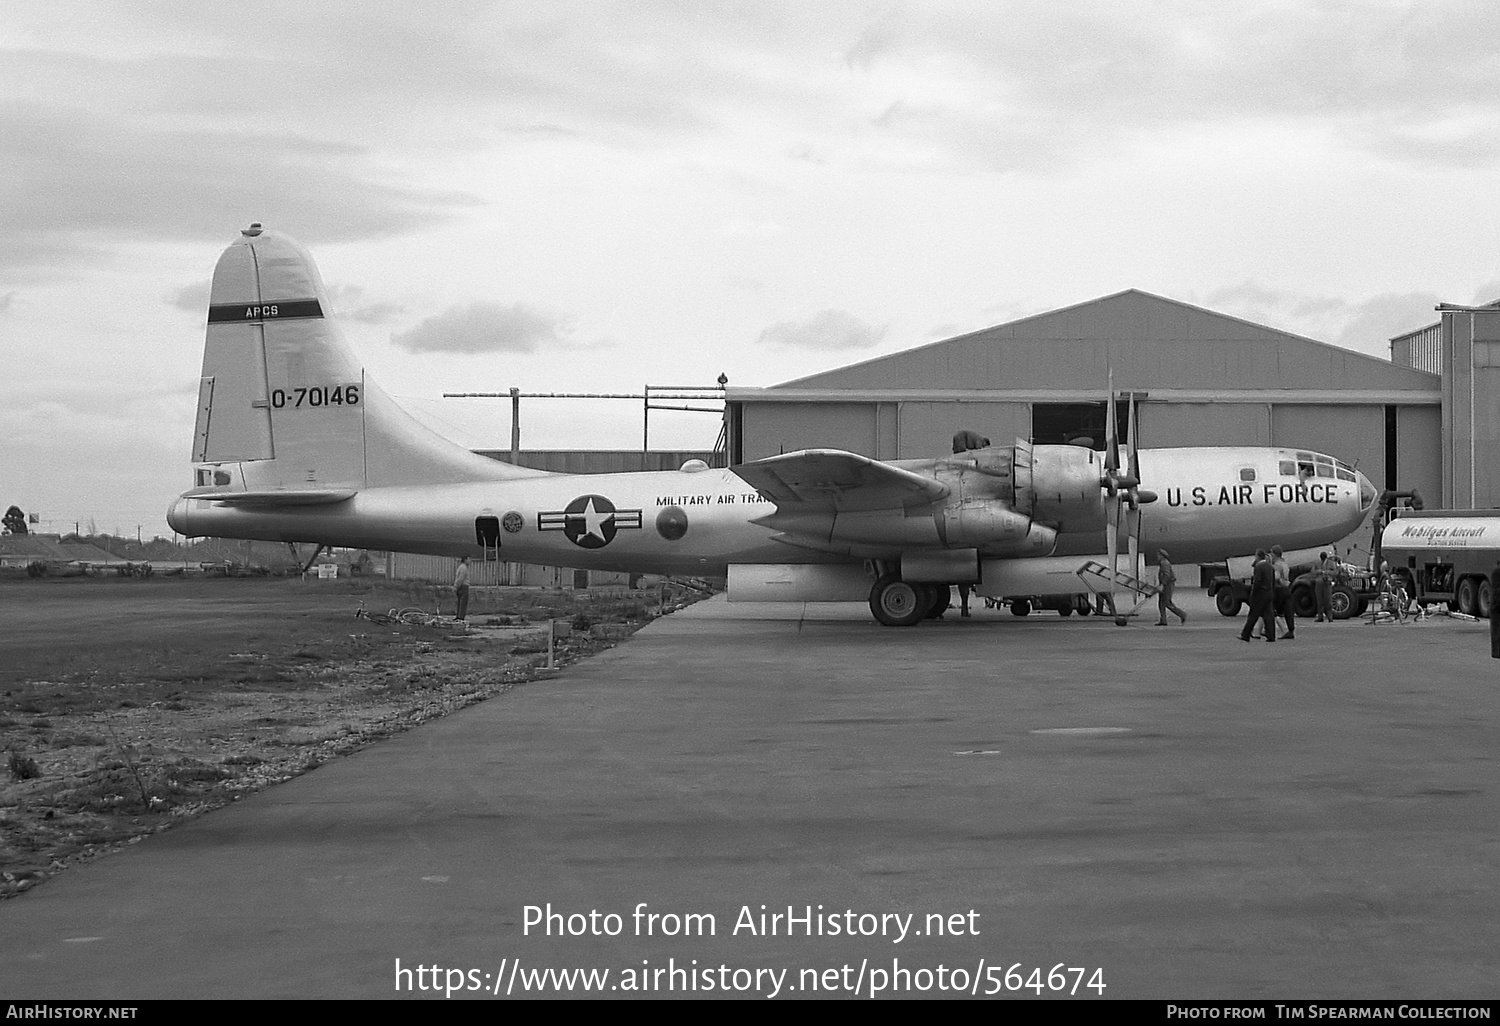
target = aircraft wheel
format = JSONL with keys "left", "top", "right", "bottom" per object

{"left": 1010, "top": 598, "right": 1031, "bottom": 617}
{"left": 1480, "top": 579, "right": 1493, "bottom": 620}
{"left": 1457, "top": 577, "right": 1479, "bottom": 617}
{"left": 1329, "top": 584, "right": 1356, "bottom": 620}
{"left": 1214, "top": 589, "right": 1242, "bottom": 617}
{"left": 869, "top": 576, "right": 925, "bottom": 627}
{"left": 1058, "top": 604, "right": 1072, "bottom": 617}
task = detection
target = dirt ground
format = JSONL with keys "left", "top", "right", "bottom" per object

{"left": 0, "top": 573, "right": 697, "bottom": 897}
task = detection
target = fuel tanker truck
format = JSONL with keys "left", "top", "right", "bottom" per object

{"left": 1379, "top": 508, "right": 1500, "bottom": 618}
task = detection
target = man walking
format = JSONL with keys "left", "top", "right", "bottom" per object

{"left": 1271, "top": 544, "right": 1295, "bottom": 639}
{"left": 1154, "top": 548, "right": 1187, "bottom": 625}
{"left": 1239, "top": 549, "right": 1277, "bottom": 643}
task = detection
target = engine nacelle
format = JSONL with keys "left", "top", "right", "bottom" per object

{"left": 938, "top": 500, "right": 1059, "bottom": 556}
{"left": 1028, "top": 444, "right": 1108, "bottom": 534}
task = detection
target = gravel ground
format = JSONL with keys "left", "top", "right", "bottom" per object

{"left": 0, "top": 573, "right": 691, "bottom": 896}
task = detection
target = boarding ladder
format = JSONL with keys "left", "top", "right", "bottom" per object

{"left": 1076, "top": 559, "right": 1159, "bottom": 620}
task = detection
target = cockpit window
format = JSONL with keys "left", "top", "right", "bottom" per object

{"left": 1239, "top": 467, "right": 1257, "bottom": 482}
{"left": 1315, "top": 464, "right": 1333, "bottom": 478}
{"left": 1279, "top": 460, "right": 1296, "bottom": 476}
{"left": 1336, "top": 469, "right": 1356, "bottom": 482}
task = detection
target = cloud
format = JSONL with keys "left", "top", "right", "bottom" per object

{"left": 1470, "top": 281, "right": 1500, "bottom": 306}
{"left": 1331, "top": 292, "right": 1445, "bottom": 358}
{"left": 0, "top": 102, "right": 482, "bottom": 277}
{"left": 1196, "top": 282, "right": 1444, "bottom": 359}
{"left": 758, "top": 309, "right": 886, "bottom": 351}
{"left": 169, "top": 281, "right": 211, "bottom": 313}
{"left": 323, "top": 284, "right": 405, "bottom": 325}
{"left": 391, "top": 302, "right": 576, "bottom": 354}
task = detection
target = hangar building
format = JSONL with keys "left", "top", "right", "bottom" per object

{"left": 723, "top": 289, "right": 1476, "bottom": 560}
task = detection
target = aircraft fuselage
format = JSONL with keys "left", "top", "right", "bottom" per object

{"left": 169, "top": 444, "right": 1373, "bottom": 574}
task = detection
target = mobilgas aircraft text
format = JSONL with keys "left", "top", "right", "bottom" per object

{"left": 1164, "top": 483, "right": 1341, "bottom": 507}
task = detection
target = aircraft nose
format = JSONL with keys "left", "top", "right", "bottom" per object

{"left": 166, "top": 497, "right": 189, "bottom": 535}
{"left": 1357, "top": 472, "right": 1377, "bottom": 511}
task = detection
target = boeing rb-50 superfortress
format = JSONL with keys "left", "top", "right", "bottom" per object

{"left": 168, "top": 226, "right": 1377, "bottom": 625}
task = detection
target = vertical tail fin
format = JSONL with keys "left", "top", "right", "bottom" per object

{"left": 187, "top": 225, "right": 543, "bottom": 499}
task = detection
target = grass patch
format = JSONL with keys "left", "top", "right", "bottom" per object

{"left": 8, "top": 752, "right": 40, "bottom": 780}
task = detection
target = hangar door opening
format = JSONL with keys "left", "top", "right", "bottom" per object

{"left": 1032, "top": 401, "right": 1131, "bottom": 449}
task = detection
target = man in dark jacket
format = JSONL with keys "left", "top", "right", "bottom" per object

{"left": 1239, "top": 549, "right": 1277, "bottom": 643}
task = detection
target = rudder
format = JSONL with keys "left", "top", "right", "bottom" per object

{"left": 188, "top": 225, "right": 544, "bottom": 498}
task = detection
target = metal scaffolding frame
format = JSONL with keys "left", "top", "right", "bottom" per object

{"left": 444, "top": 377, "right": 729, "bottom": 466}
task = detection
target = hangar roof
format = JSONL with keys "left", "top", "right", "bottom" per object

{"left": 749, "top": 289, "right": 1439, "bottom": 397}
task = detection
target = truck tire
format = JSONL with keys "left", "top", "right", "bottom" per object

{"left": 1480, "top": 579, "right": 1493, "bottom": 621}
{"left": 1457, "top": 577, "right": 1479, "bottom": 617}
{"left": 1215, "top": 588, "right": 1242, "bottom": 617}
{"left": 1329, "top": 584, "right": 1357, "bottom": 620}
{"left": 1291, "top": 584, "right": 1316, "bottom": 618}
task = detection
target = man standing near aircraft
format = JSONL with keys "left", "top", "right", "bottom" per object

{"left": 1154, "top": 548, "right": 1187, "bottom": 626}
{"left": 1240, "top": 549, "right": 1277, "bottom": 643}
{"left": 454, "top": 556, "right": 471, "bottom": 621}
{"left": 1313, "top": 550, "right": 1339, "bottom": 622}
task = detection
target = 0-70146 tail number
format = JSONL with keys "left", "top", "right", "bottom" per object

{"left": 270, "top": 384, "right": 361, "bottom": 409}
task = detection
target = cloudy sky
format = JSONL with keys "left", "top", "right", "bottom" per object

{"left": 4, "top": 1, "right": 1500, "bottom": 539}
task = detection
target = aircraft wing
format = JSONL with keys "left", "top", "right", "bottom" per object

{"left": 732, "top": 449, "right": 950, "bottom": 512}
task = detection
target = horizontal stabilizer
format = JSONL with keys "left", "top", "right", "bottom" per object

{"left": 732, "top": 449, "right": 950, "bottom": 512}
{"left": 182, "top": 488, "right": 357, "bottom": 506}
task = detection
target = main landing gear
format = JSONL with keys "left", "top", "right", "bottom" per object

{"left": 869, "top": 574, "right": 948, "bottom": 627}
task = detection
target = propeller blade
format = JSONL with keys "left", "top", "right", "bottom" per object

{"left": 1127, "top": 504, "right": 1141, "bottom": 584}
{"left": 1106, "top": 491, "right": 1120, "bottom": 612}
{"left": 1104, "top": 370, "right": 1119, "bottom": 474}
{"left": 1127, "top": 390, "right": 1142, "bottom": 493}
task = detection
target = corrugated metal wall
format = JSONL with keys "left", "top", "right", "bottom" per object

{"left": 740, "top": 403, "right": 877, "bottom": 461}
{"left": 1139, "top": 403, "right": 1269, "bottom": 446}
{"left": 1391, "top": 323, "right": 1441, "bottom": 374}
{"left": 1397, "top": 405, "right": 1441, "bottom": 503}
{"left": 1270, "top": 405, "right": 1384, "bottom": 479}
{"left": 895, "top": 401, "right": 1031, "bottom": 456}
